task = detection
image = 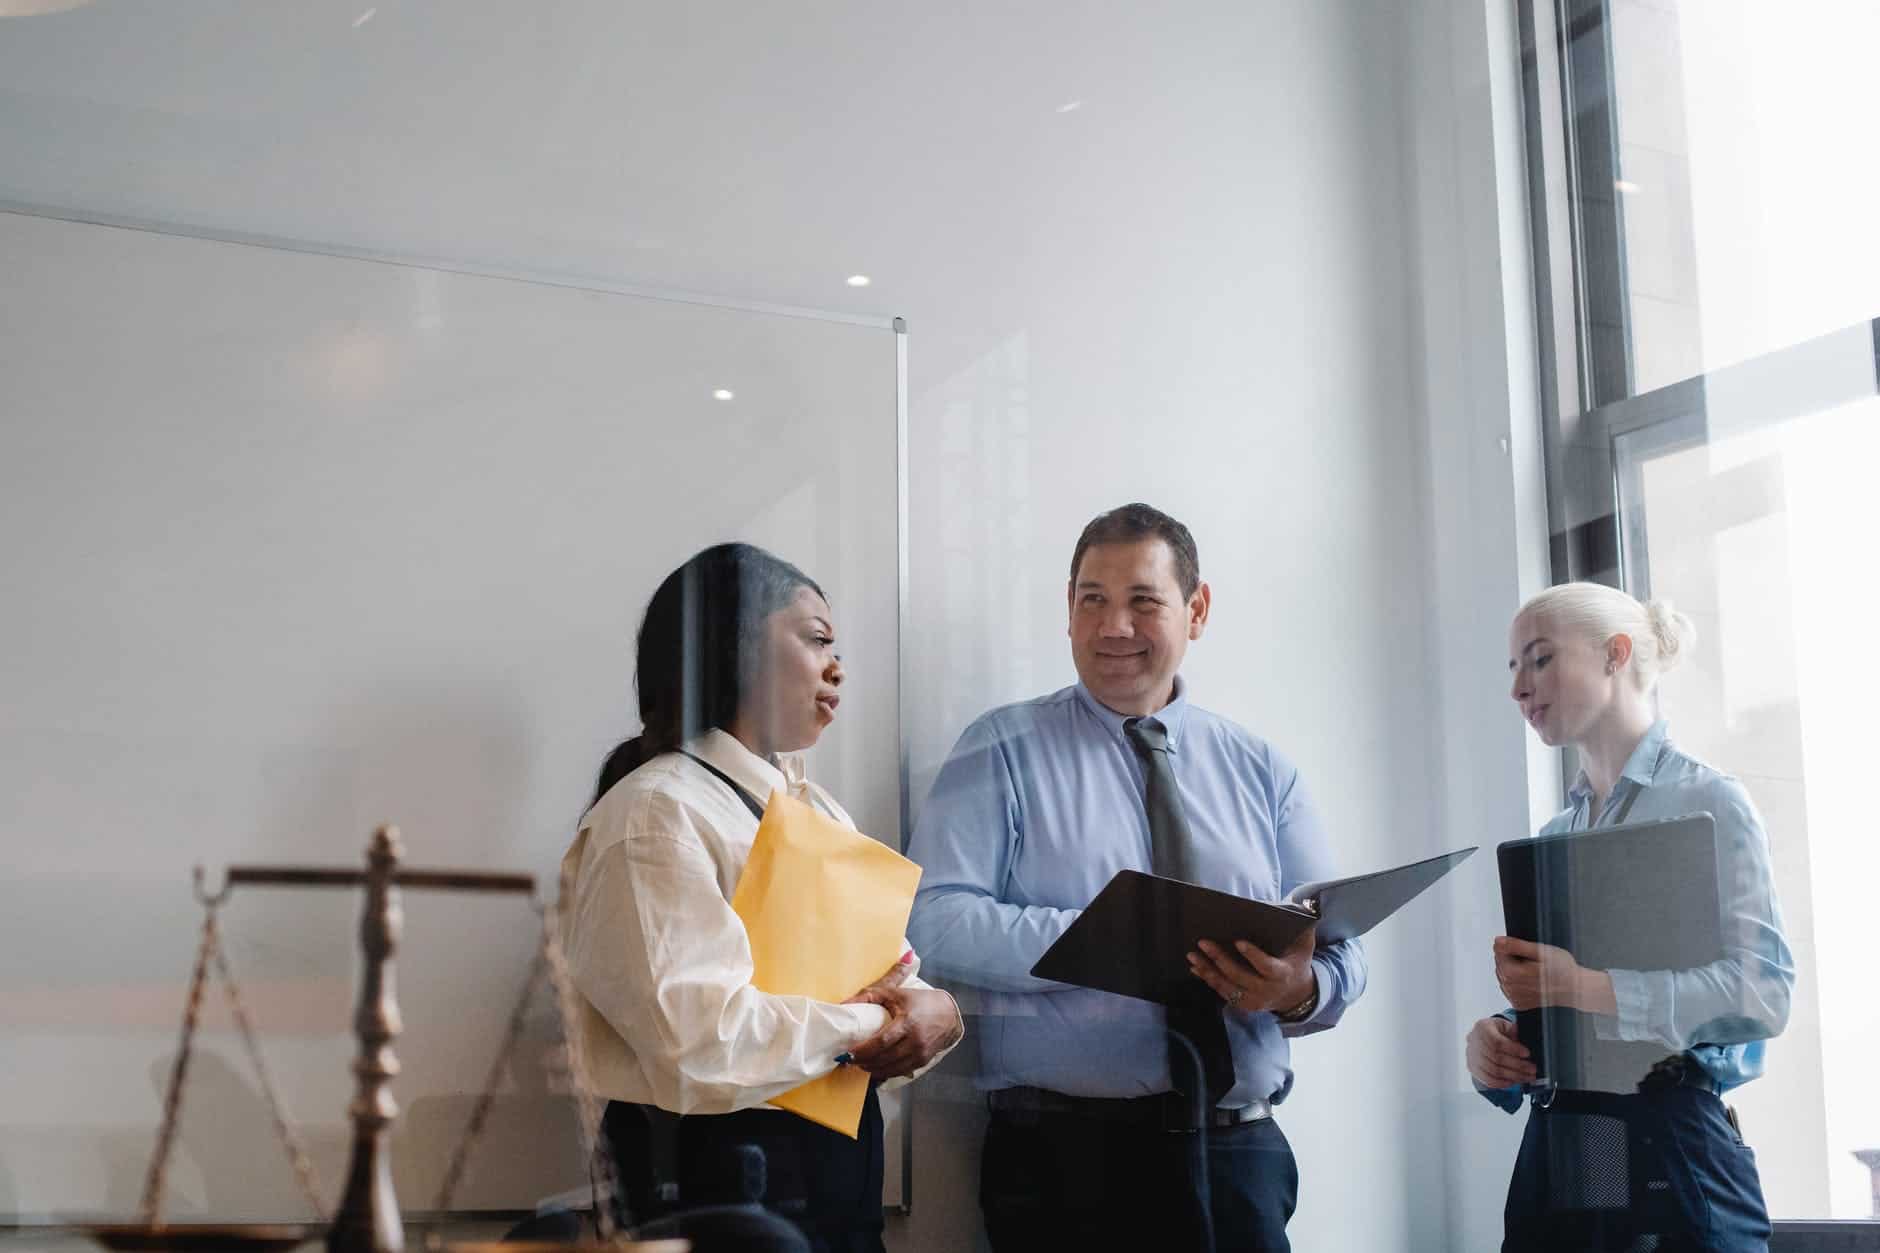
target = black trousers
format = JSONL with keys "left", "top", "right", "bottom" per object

{"left": 1503, "top": 1086, "right": 1771, "bottom": 1252}
{"left": 604, "top": 1087, "right": 886, "bottom": 1253}
{"left": 981, "top": 1106, "right": 1299, "bottom": 1252}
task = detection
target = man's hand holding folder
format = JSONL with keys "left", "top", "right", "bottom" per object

{"left": 1030, "top": 846, "right": 1475, "bottom": 1007}
{"left": 1187, "top": 924, "right": 1318, "bottom": 1015}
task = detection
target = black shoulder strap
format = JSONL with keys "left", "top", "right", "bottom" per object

{"left": 1600, "top": 736, "right": 1674, "bottom": 828}
{"left": 678, "top": 750, "right": 767, "bottom": 821}
{"left": 1606, "top": 784, "right": 1642, "bottom": 828}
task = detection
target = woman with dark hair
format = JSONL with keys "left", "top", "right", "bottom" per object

{"left": 561, "top": 543, "right": 961, "bottom": 1253}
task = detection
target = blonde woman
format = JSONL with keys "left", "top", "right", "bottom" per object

{"left": 1467, "top": 582, "right": 1794, "bottom": 1252}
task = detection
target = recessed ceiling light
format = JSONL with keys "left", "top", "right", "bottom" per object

{"left": 846, "top": 274, "right": 871, "bottom": 288}
{"left": 0, "top": 0, "right": 96, "bottom": 13}
{"left": 712, "top": 388, "right": 735, "bottom": 401}
{"left": 352, "top": 7, "right": 377, "bottom": 26}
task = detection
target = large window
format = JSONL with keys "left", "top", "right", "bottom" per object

{"left": 1520, "top": 0, "right": 1880, "bottom": 1224}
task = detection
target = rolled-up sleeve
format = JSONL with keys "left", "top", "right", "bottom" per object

{"left": 906, "top": 716, "right": 1081, "bottom": 993}
{"left": 1597, "top": 787, "right": 1794, "bottom": 1051}
{"left": 565, "top": 794, "right": 888, "bottom": 1114}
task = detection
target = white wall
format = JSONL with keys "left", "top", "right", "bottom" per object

{"left": 0, "top": 2, "right": 1548, "bottom": 1247}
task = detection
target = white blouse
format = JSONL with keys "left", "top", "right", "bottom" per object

{"left": 561, "top": 728, "right": 948, "bottom": 1115}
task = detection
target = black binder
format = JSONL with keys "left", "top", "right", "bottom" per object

{"left": 1029, "top": 847, "right": 1475, "bottom": 1006}
{"left": 1496, "top": 813, "right": 1723, "bottom": 1090}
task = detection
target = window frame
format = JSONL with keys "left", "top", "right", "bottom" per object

{"left": 1517, "top": 0, "right": 1880, "bottom": 1229}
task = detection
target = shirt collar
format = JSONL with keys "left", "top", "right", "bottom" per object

{"left": 1567, "top": 718, "right": 1670, "bottom": 805}
{"left": 1073, "top": 675, "right": 1191, "bottom": 751}
{"left": 686, "top": 727, "right": 790, "bottom": 805}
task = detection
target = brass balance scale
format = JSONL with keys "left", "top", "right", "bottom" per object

{"left": 82, "top": 827, "right": 683, "bottom": 1253}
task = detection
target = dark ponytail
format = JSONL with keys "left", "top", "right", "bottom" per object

{"left": 590, "top": 543, "right": 824, "bottom": 807}
{"left": 591, "top": 736, "right": 658, "bottom": 806}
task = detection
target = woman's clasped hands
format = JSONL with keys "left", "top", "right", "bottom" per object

{"left": 840, "top": 955, "right": 964, "bottom": 1080}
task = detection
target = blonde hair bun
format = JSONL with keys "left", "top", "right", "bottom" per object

{"left": 1644, "top": 598, "right": 1697, "bottom": 674}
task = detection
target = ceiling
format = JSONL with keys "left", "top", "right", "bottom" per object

{"left": 1, "top": 3, "right": 1310, "bottom": 304}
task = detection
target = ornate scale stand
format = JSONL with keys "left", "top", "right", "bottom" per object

{"left": 94, "top": 826, "right": 668, "bottom": 1253}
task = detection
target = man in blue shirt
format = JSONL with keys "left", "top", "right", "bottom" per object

{"left": 906, "top": 503, "right": 1367, "bottom": 1252}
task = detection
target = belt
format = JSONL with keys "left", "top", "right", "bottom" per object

{"left": 987, "top": 1085, "right": 1272, "bottom": 1133}
{"left": 1638, "top": 1053, "right": 1724, "bottom": 1096}
{"left": 1531, "top": 1059, "right": 1722, "bottom": 1110}
{"left": 1526, "top": 1068, "right": 1722, "bottom": 1106}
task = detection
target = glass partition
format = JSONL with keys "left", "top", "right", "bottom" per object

{"left": 0, "top": 207, "right": 907, "bottom": 1221}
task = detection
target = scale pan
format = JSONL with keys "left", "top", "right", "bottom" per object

{"left": 80, "top": 1223, "right": 322, "bottom": 1253}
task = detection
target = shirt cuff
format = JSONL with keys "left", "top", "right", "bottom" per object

{"left": 1599, "top": 968, "right": 1656, "bottom": 1042}
{"left": 1472, "top": 1076, "right": 1525, "bottom": 1113}
{"left": 1276, "top": 960, "right": 1326, "bottom": 1030}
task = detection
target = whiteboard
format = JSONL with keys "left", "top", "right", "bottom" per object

{"left": 0, "top": 209, "right": 909, "bottom": 1220}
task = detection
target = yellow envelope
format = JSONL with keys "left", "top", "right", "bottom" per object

{"left": 730, "top": 789, "right": 923, "bottom": 1137}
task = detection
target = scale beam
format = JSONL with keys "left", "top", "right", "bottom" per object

{"left": 224, "top": 867, "right": 535, "bottom": 894}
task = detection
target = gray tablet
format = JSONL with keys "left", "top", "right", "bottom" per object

{"left": 1497, "top": 813, "right": 1723, "bottom": 1089}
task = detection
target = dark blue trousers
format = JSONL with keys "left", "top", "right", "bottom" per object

{"left": 1503, "top": 1086, "right": 1771, "bottom": 1252}
{"left": 981, "top": 1107, "right": 1298, "bottom": 1251}
{"left": 605, "top": 1087, "right": 886, "bottom": 1253}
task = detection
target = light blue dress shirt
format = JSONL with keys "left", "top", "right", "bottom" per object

{"left": 1479, "top": 719, "right": 1796, "bottom": 1112}
{"left": 905, "top": 679, "right": 1367, "bottom": 1107}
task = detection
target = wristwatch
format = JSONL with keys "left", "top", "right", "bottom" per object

{"left": 1273, "top": 979, "right": 1319, "bottom": 1024}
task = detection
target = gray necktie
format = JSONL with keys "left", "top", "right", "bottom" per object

{"left": 1124, "top": 716, "right": 1201, "bottom": 884}
{"left": 1124, "top": 715, "right": 1234, "bottom": 1106}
